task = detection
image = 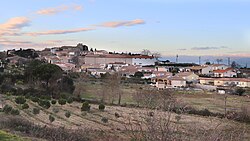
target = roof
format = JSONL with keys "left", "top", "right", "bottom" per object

{"left": 213, "top": 68, "right": 233, "bottom": 73}
{"left": 217, "top": 78, "right": 250, "bottom": 82}
{"left": 190, "top": 66, "right": 207, "bottom": 70}
{"left": 85, "top": 54, "right": 154, "bottom": 59}
{"left": 199, "top": 77, "right": 215, "bottom": 80}
{"left": 210, "top": 64, "right": 227, "bottom": 67}
{"left": 176, "top": 72, "right": 197, "bottom": 77}
{"left": 169, "top": 76, "right": 186, "bottom": 81}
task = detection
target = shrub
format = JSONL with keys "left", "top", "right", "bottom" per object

{"left": 115, "top": 112, "right": 120, "bottom": 118}
{"left": 52, "top": 108, "right": 60, "bottom": 113}
{"left": 51, "top": 99, "right": 57, "bottom": 105}
{"left": 81, "top": 102, "right": 90, "bottom": 111}
{"left": 22, "top": 103, "right": 29, "bottom": 109}
{"left": 235, "top": 88, "right": 246, "bottom": 96}
{"left": 38, "top": 99, "right": 51, "bottom": 109}
{"left": 3, "top": 105, "right": 13, "bottom": 114}
{"left": 25, "top": 94, "right": 30, "bottom": 99}
{"left": 40, "top": 95, "right": 51, "bottom": 100}
{"left": 101, "top": 117, "right": 108, "bottom": 123}
{"left": 31, "top": 97, "right": 39, "bottom": 103}
{"left": 98, "top": 104, "right": 105, "bottom": 111}
{"left": 49, "top": 115, "right": 55, "bottom": 123}
{"left": 15, "top": 96, "right": 26, "bottom": 104}
{"left": 67, "top": 97, "right": 73, "bottom": 104}
{"left": 58, "top": 99, "right": 67, "bottom": 105}
{"left": 33, "top": 108, "right": 40, "bottom": 115}
{"left": 10, "top": 109, "right": 20, "bottom": 115}
{"left": 65, "top": 111, "right": 71, "bottom": 118}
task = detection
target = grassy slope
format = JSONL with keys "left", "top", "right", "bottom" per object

{"left": 0, "top": 130, "right": 27, "bottom": 141}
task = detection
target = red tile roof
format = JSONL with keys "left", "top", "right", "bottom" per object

{"left": 213, "top": 68, "right": 233, "bottom": 73}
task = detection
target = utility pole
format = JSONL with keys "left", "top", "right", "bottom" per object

{"left": 228, "top": 57, "right": 230, "bottom": 66}
{"left": 176, "top": 54, "right": 178, "bottom": 63}
{"left": 199, "top": 56, "right": 201, "bottom": 65}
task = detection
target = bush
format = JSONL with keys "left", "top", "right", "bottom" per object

{"left": 33, "top": 108, "right": 40, "bottom": 115}
{"left": 10, "top": 109, "right": 20, "bottom": 115}
{"left": 38, "top": 99, "right": 51, "bottom": 109}
{"left": 51, "top": 99, "right": 57, "bottom": 105}
{"left": 49, "top": 115, "right": 55, "bottom": 123}
{"left": 81, "top": 102, "right": 90, "bottom": 111}
{"left": 31, "top": 97, "right": 39, "bottom": 103}
{"left": 98, "top": 104, "right": 105, "bottom": 111}
{"left": 58, "top": 99, "right": 67, "bottom": 105}
{"left": 115, "top": 112, "right": 120, "bottom": 118}
{"left": 52, "top": 108, "right": 60, "bottom": 113}
{"left": 3, "top": 105, "right": 13, "bottom": 114}
{"left": 235, "top": 88, "right": 246, "bottom": 96}
{"left": 67, "top": 97, "right": 73, "bottom": 104}
{"left": 65, "top": 111, "right": 71, "bottom": 118}
{"left": 40, "top": 95, "right": 51, "bottom": 100}
{"left": 101, "top": 117, "right": 108, "bottom": 123}
{"left": 22, "top": 103, "right": 29, "bottom": 109}
{"left": 15, "top": 96, "right": 26, "bottom": 104}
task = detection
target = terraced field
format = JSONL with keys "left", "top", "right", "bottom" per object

{"left": 0, "top": 93, "right": 248, "bottom": 140}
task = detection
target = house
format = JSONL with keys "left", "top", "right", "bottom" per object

{"left": 87, "top": 68, "right": 109, "bottom": 77}
{"left": 175, "top": 72, "right": 199, "bottom": 83}
{"left": 190, "top": 65, "right": 212, "bottom": 75}
{"left": 213, "top": 68, "right": 237, "bottom": 77}
{"left": 169, "top": 76, "right": 187, "bottom": 88}
{"left": 211, "top": 64, "right": 229, "bottom": 70}
{"left": 132, "top": 55, "right": 156, "bottom": 66}
{"left": 151, "top": 71, "right": 172, "bottom": 78}
{"left": 119, "top": 65, "right": 139, "bottom": 77}
{"left": 138, "top": 67, "right": 155, "bottom": 73}
{"left": 199, "top": 77, "right": 215, "bottom": 85}
{"left": 238, "top": 78, "right": 250, "bottom": 87}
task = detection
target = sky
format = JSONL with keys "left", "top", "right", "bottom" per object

{"left": 0, "top": 0, "right": 250, "bottom": 60}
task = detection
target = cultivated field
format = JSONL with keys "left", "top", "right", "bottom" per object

{"left": 1, "top": 94, "right": 250, "bottom": 140}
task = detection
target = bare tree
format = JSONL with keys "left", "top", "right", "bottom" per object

{"left": 141, "top": 49, "right": 151, "bottom": 56}
{"left": 216, "top": 58, "right": 223, "bottom": 64}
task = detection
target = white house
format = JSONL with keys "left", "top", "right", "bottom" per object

{"left": 132, "top": 55, "right": 156, "bottom": 66}
{"left": 213, "top": 68, "right": 237, "bottom": 77}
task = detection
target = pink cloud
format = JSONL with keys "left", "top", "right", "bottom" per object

{"left": 26, "top": 27, "right": 95, "bottom": 36}
{"left": 0, "top": 17, "right": 30, "bottom": 36}
{"left": 99, "top": 19, "right": 145, "bottom": 28}
{"left": 36, "top": 4, "right": 83, "bottom": 15}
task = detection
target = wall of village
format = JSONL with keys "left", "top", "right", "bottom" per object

{"left": 132, "top": 58, "right": 156, "bottom": 66}
{"left": 85, "top": 57, "right": 132, "bottom": 65}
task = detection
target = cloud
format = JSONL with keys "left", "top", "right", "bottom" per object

{"left": 0, "top": 17, "right": 30, "bottom": 36}
{"left": 0, "top": 38, "right": 75, "bottom": 50}
{"left": 98, "top": 19, "right": 145, "bottom": 28}
{"left": 36, "top": 4, "right": 83, "bottom": 15}
{"left": 26, "top": 27, "right": 95, "bottom": 36}
{"left": 192, "top": 46, "right": 228, "bottom": 50}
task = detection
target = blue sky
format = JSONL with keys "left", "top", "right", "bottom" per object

{"left": 0, "top": 0, "right": 250, "bottom": 58}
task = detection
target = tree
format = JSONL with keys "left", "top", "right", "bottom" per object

{"left": 205, "top": 62, "right": 211, "bottom": 65}
{"left": 216, "top": 58, "right": 223, "bottom": 64}
{"left": 141, "top": 49, "right": 151, "bottom": 55}
{"left": 134, "top": 71, "right": 144, "bottom": 78}
{"left": 34, "top": 63, "right": 63, "bottom": 96}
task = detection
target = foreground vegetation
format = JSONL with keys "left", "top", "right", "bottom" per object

{"left": 0, "top": 130, "right": 27, "bottom": 141}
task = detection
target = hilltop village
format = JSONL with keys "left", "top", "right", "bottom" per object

{"left": 0, "top": 43, "right": 249, "bottom": 94}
